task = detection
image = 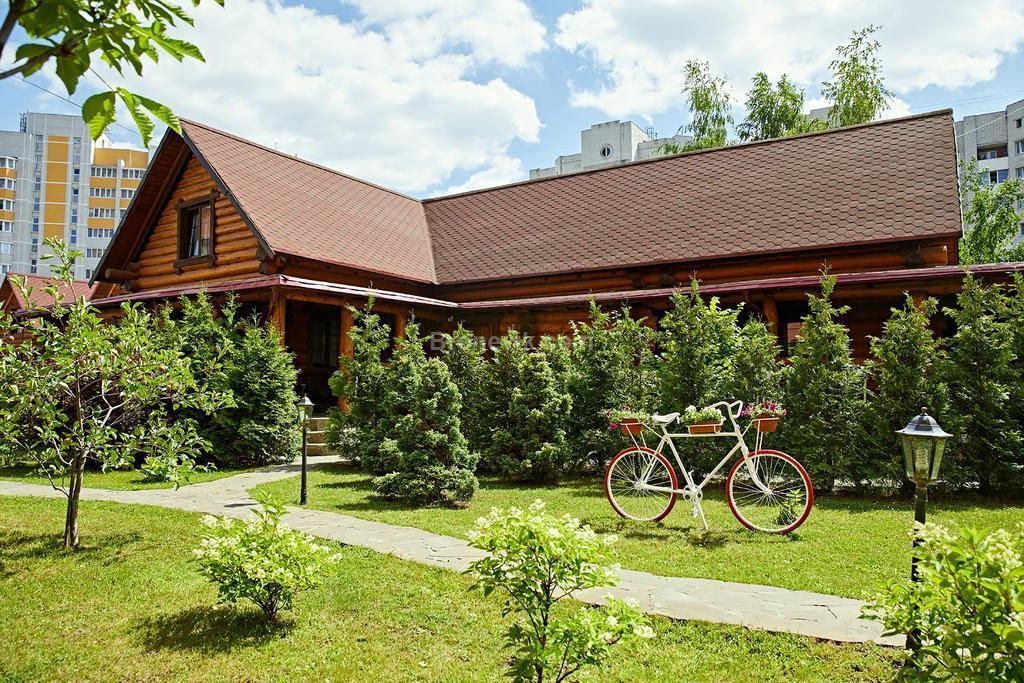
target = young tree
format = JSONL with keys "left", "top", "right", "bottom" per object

{"left": 371, "top": 320, "right": 477, "bottom": 505}
{"left": 821, "top": 25, "right": 894, "bottom": 127}
{"left": 958, "top": 159, "right": 1024, "bottom": 264}
{"left": 737, "top": 72, "right": 824, "bottom": 141}
{"left": 0, "top": 240, "right": 225, "bottom": 548}
{"left": 671, "top": 59, "right": 732, "bottom": 151}
{"left": 479, "top": 330, "right": 572, "bottom": 481}
{"left": 782, "top": 274, "right": 867, "bottom": 491}
{"left": 865, "top": 296, "right": 947, "bottom": 487}
{"left": 943, "top": 276, "right": 1021, "bottom": 492}
{"left": 565, "top": 303, "right": 658, "bottom": 471}
{"left": 1, "top": 0, "right": 223, "bottom": 145}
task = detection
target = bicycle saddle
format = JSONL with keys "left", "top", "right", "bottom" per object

{"left": 650, "top": 412, "right": 680, "bottom": 424}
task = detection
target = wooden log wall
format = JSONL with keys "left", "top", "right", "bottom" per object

{"left": 132, "top": 156, "right": 262, "bottom": 291}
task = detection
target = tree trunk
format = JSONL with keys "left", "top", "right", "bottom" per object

{"left": 63, "top": 449, "right": 86, "bottom": 550}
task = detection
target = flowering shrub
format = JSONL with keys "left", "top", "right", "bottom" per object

{"left": 681, "top": 405, "right": 723, "bottom": 424}
{"left": 864, "top": 523, "right": 1024, "bottom": 681}
{"left": 194, "top": 496, "right": 341, "bottom": 621}
{"left": 741, "top": 400, "right": 786, "bottom": 419}
{"left": 467, "top": 500, "right": 653, "bottom": 682}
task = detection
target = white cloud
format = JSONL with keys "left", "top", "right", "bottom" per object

{"left": 82, "top": 0, "right": 545, "bottom": 194}
{"left": 555, "top": 0, "right": 1024, "bottom": 119}
{"left": 443, "top": 154, "right": 526, "bottom": 195}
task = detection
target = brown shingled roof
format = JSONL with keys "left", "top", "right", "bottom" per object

{"left": 424, "top": 110, "right": 962, "bottom": 283}
{"left": 1, "top": 274, "right": 96, "bottom": 312}
{"left": 181, "top": 120, "right": 436, "bottom": 283}
{"left": 96, "top": 110, "right": 962, "bottom": 289}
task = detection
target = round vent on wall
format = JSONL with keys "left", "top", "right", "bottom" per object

{"left": 599, "top": 144, "right": 613, "bottom": 159}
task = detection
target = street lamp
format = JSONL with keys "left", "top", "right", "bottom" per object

{"left": 895, "top": 406, "right": 951, "bottom": 652}
{"left": 297, "top": 395, "right": 314, "bottom": 505}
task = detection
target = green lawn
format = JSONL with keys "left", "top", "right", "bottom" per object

{"left": 253, "top": 463, "right": 1024, "bottom": 599}
{"left": 0, "top": 496, "right": 898, "bottom": 682}
{"left": 0, "top": 464, "right": 251, "bottom": 491}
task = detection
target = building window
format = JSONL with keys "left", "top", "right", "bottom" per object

{"left": 86, "top": 247, "right": 105, "bottom": 259}
{"left": 1017, "top": 118, "right": 1023, "bottom": 129}
{"left": 89, "top": 187, "right": 115, "bottom": 198}
{"left": 176, "top": 196, "right": 215, "bottom": 264}
{"left": 31, "top": 238, "right": 37, "bottom": 253}
{"left": 977, "top": 147, "right": 1007, "bottom": 160}
{"left": 85, "top": 268, "right": 92, "bottom": 279}
{"left": 0, "top": 178, "right": 14, "bottom": 190}
{"left": 0, "top": 199, "right": 13, "bottom": 211}
{"left": 600, "top": 144, "right": 613, "bottom": 159}
{"left": 0, "top": 243, "right": 10, "bottom": 254}
{"left": 29, "top": 259, "right": 37, "bottom": 274}
{"left": 0, "top": 156, "right": 15, "bottom": 169}
{"left": 88, "top": 207, "right": 115, "bottom": 218}
{"left": 0, "top": 220, "right": 11, "bottom": 232}
{"left": 1016, "top": 140, "right": 1024, "bottom": 155}
{"left": 980, "top": 169, "right": 1010, "bottom": 185}
{"left": 121, "top": 168, "right": 144, "bottom": 179}
{"left": 87, "top": 227, "right": 115, "bottom": 239}
{"left": 121, "top": 188, "right": 135, "bottom": 199}
{"left": 0, "top": 264, "right": 8, "bottom": 275}
{"left": 32, "top": 216, "right": 39, "bottom": 231}
{"left": 90, "top": 166, "right": 117, "bottom": 178}
{"left": 70, "top": 229, "right": 78, "bottom": 244}
{"left": 1018, "top": 167, "right": 1024, "bottom": 180}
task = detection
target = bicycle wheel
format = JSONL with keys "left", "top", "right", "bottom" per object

{"left": 726, "top": 449, "right": 813, "bottom": 534}
{"left": 605, "top": 447, "right": 678, "bottom": 522}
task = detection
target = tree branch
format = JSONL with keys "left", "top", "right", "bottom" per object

{"left": 0, "top": 36, "right": 77, "bottom": 82}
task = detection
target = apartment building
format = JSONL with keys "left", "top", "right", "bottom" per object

{"left": 0, "top": 112, "right": 149, "bottom": 279}
{"left": 529, "top": 120, "right": 693, "bottom": 179}
{"left": 954, "top": 98, "right": 1024, "bottom": 243}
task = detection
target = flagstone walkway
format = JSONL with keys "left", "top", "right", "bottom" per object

{"left": 0, "top": 458, "right": 903, "bottom": 647}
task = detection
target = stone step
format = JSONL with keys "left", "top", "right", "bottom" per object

{"left": 306, "top": 444, "right": 339, "bottom": 456}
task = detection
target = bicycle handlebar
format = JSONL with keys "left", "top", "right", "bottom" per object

{"left": 708, "top": 400, "right": 744, "bottom": 428}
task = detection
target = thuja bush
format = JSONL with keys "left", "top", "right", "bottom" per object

{"left": 156, "top": 293, "right": 300, "bottom": 468}
{"left": 440, "top": 324, "right": 488, "bottom": 456}
{"left": 468, "top": 500, "right": 654, "bottom": 683}
{"left": 658, "top": 280, "right": 740, "bottom": 478}
{"left": 327, "top": 299, "right": 402, "bottom": 474}
{"left": 727, "top": 317, "right": 784, "bottom": 407}
{"left": 866, "top": 523, "right": 1024, "bottom": 681}
{"left": 479, "top": 329, "right": 572, "bottom": 480}
{"left": 943, "top": 275, "right": 1022, "bottom": 493}
{"left": 195, "top": 496, "right": 341, "bottom": 622}
{"left": 782, "top": 274, "right": 867, "bottom": 491}
{"left": 565, "top": 303, "right": 658, "bottom": 471}
{"left": 373, "top": 323, "right": 478, "bottom": 505}
{"left": 864, "top": 295, "right": 947, "bottom": 487}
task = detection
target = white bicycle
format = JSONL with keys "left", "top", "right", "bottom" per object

{"left": 604, "top": 401, "right": 813, "bottom": 534}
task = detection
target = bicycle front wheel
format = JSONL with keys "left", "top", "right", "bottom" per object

{"left": 726, "top": 449, "right": 813, "bottom": 534}
{"left": 605, "top": 447, "right": 678, "bottom": 522}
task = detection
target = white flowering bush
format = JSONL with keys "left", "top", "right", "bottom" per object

{"left": 194, "top": 496, "right": 341, "bottom": 621}
{"left": 468, "top": 500, "right": 653, "bottom": 682}
{"left": 865, "top": 523, "right": 1024, "bottom": 681}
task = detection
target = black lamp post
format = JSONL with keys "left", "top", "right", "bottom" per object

{"left": 297, "top": 395, "right": 314, "bottom": 505}
{"left": 895, "top": 407, "right": 951, "bottom": 652}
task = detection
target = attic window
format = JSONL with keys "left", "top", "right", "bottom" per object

{"left": 600, "top": 144, "right": 613, "bottom": 159}
{"left": 175, "top": 193, "right": 217, "bottom": 269}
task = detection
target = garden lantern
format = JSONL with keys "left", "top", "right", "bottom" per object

{"left": 896, "top": 407, "right": 951, "bottom": 654}
{"left": 297, "top": 395, "right": 314, "bottom": 505}
{"left": 896, "top": 408, "right": 951, "bottom": 487}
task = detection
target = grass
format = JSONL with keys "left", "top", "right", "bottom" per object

{"left": 0, "top": 496, "right": 899, "bottom": 682}
{"left": 0, "top": 464, "right": 252, "bottom": 491}
{"left": 253, "top": 463, "right": 1024, "bottom": 599}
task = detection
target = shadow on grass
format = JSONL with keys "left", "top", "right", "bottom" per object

{"left": 139, "top": 605, "right": 293, "bottom": 653}
{"left": 0, "top": 529, "right": 147, "bottom": 578}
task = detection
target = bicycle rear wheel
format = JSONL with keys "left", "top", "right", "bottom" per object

{"left": 605, "top": 447, "right": 678, "bottom": 522}
{"left": 726, "top": 449, "right": 813, "bottom": 534}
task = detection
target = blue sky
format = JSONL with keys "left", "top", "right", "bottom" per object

{"left": 2, "top": 1, "right": 1023, "bottom": 197}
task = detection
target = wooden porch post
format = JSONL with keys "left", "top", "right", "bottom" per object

{"left": 269, "top": 286, "right": 287, "bottom": 347}
{"left": 394, "top": 310, "right": 407, "bottom": 341}
{"left": 762, "top": 296, "right": 779, "bottom": 332}
{"left": 338, "top": 304, "right": 353, "bottom": 410}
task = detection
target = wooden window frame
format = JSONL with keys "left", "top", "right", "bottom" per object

{"left": 174, "top": 192, "right": 218, "bottom": 271}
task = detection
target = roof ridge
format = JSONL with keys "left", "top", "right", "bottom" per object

{"left": 423, "top": 108, "right": 954, "bottom": 203}
{"left": 179, "top": 118, "right": 422, "bottom": 205}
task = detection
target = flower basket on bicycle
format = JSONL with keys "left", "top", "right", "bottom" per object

{"left": 619, "top": 419, "right": 643, "bottom": 436}
{"left": 682, "top": 405, "right": 724, "bottom": 435}
{"left": 607, "top": 409, "right": 648, "bottom": 437}
{"left": 753, "top": 416, "right": 779, "bottom": 433}
{"left": 743, "top": 401, "right": 786, "bottom": 434}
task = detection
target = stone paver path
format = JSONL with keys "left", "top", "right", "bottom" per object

{"left": 0, "top": 459, "right": 902, "bottom": 647}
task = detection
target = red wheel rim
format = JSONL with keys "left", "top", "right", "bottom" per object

{"left": 725, "top": 449, "right": 813, "bottom": 534}
{"left": 605, "top": 446, "right": 678, "bottom": 522}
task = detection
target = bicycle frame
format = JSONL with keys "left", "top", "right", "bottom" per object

{"left": 627, "top": 400, "right": 772, "bottom": 529}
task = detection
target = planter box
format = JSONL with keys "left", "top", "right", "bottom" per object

{"left": 754, "top": 416, "right": 780, "bottom": 433}
{"left": 687, "top": 420, "right": 723, "bottom": 435}
{"left": 619, "top": 420, "right": 643, "bottom": 436}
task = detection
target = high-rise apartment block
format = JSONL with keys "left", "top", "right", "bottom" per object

{"left": 0, "top": 112, "right": 149, "bottom": 280}
{"left": 529, "top": 120, "right": 693, "bottom": 179}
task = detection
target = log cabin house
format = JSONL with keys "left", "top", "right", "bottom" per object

{"left": 86, "top": 109, "right": 1022, "bottom": 409}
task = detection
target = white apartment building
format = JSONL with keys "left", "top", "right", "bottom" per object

{"left": 530, "top": 121, "right": 693, "bottom": 179}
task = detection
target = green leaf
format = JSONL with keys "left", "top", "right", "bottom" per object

{"left": 116, "top": 89, "right": 156, "bottom": 148}
{"left": 81, "top": 92, "right": 117, "bottom": 140}
{"left": 136, "top": 94, "right": 181, "bottom": 134}
{"left": 55, "top": 54, "right": 90, "bottom": 96}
